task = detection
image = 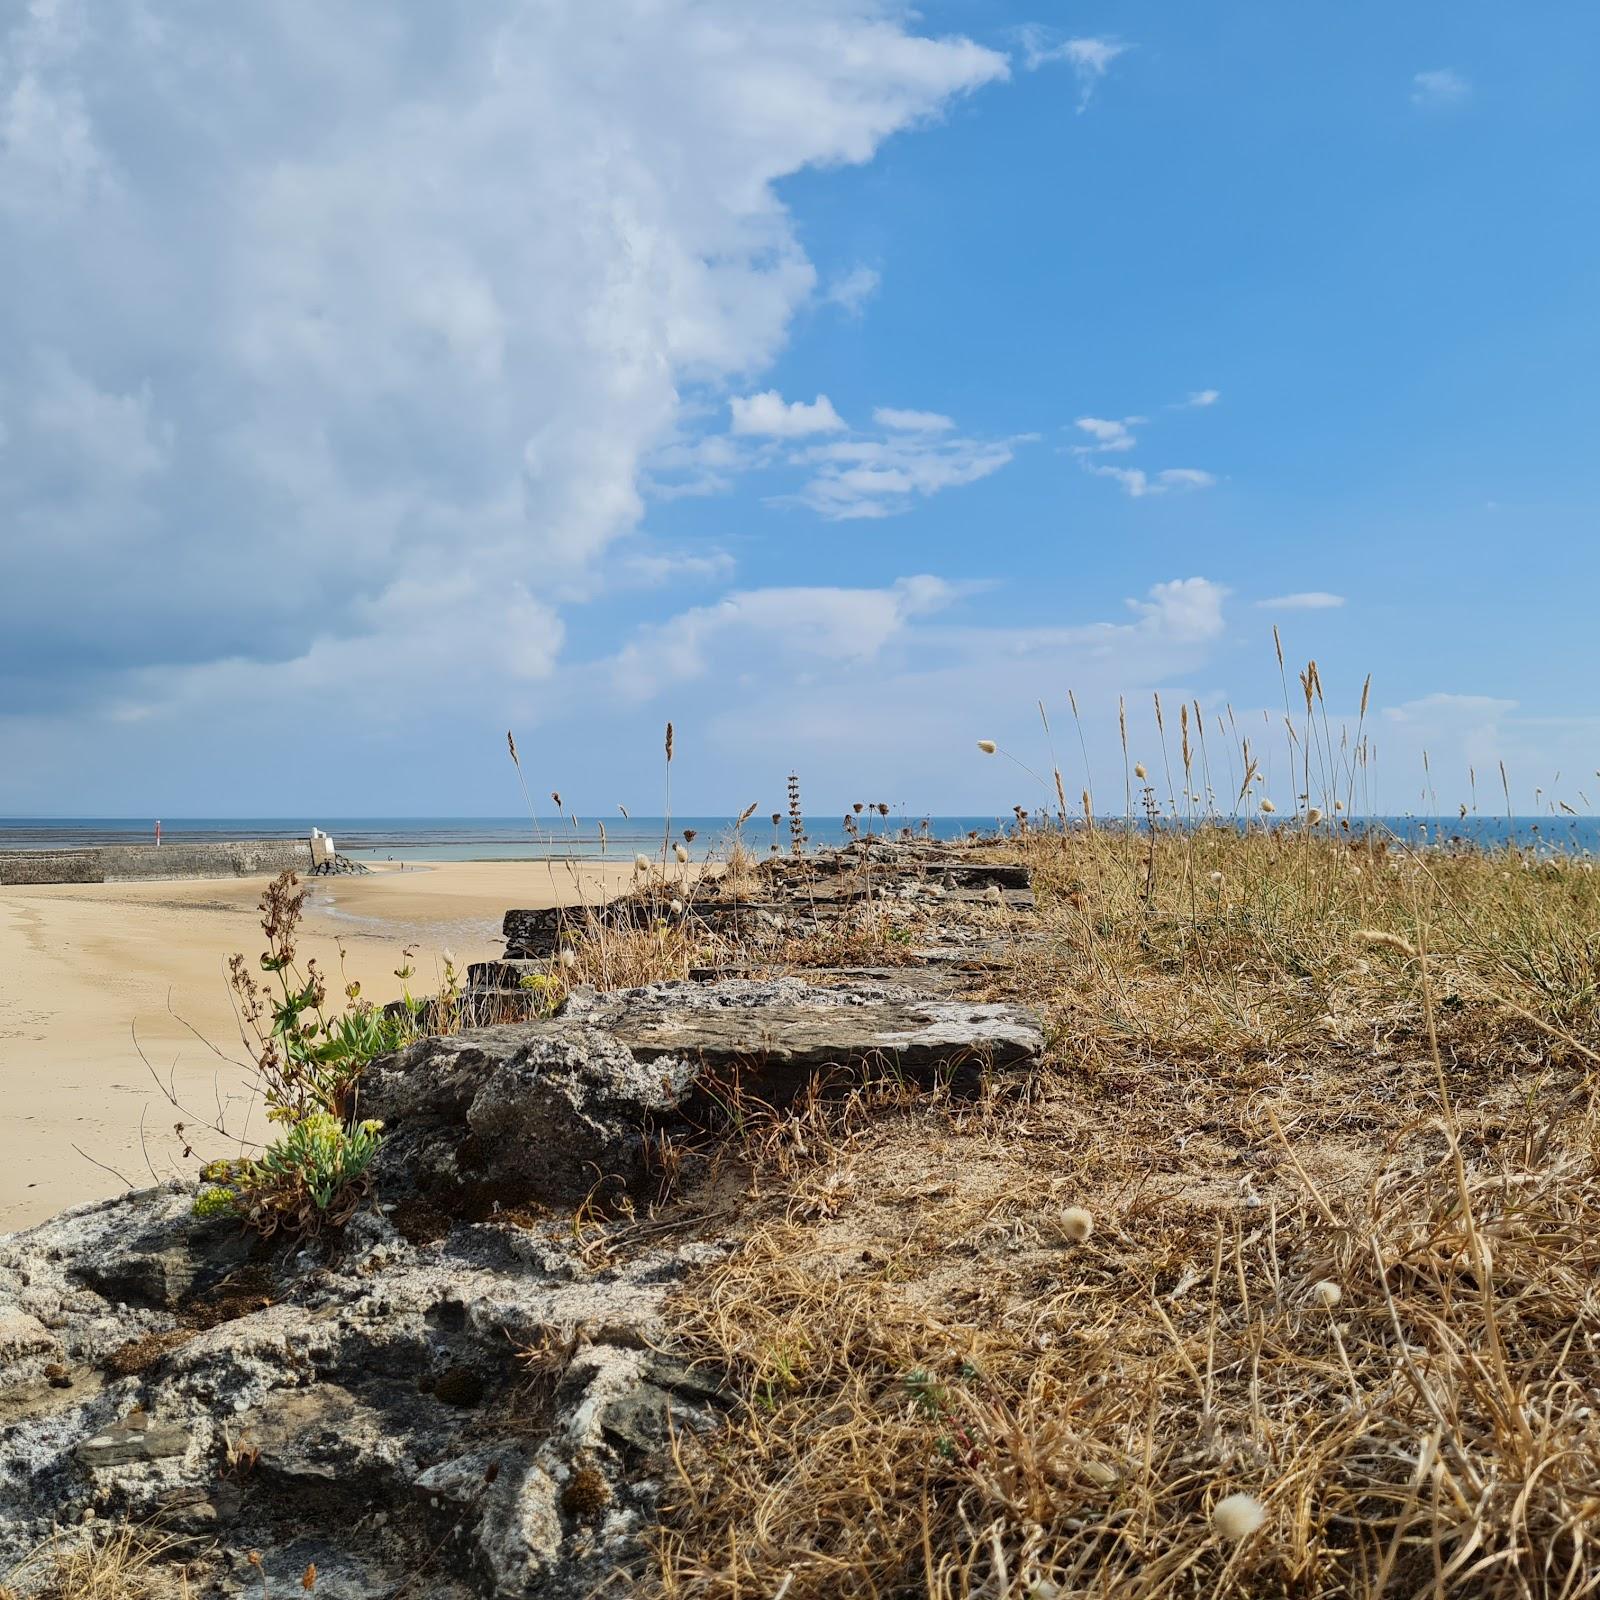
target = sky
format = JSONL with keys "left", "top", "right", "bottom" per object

{"left": 2, "top": 1, "right": 1598, "bottom": 819}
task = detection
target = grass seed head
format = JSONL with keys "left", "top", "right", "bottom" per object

{"left": 1061, "top": 1205, "right": 1094, "bottom": 1242}
{"left": 1213, "top": 1492, "right": 1266, "bottom": 1541}
{"left": 978, "top": 740, "right": 997, "bottom": 755}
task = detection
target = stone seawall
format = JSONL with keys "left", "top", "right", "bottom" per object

{"left": 0, "top": 840, "right": 312, "bottom": 885}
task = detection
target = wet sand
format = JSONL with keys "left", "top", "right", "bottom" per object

{"left": 0, "top": 859, "right": 635, "bottom": 1231}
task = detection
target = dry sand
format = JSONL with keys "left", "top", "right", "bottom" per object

{"left": 0, "top": 859, "right": 636, "bottom": 1231}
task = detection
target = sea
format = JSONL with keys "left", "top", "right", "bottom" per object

{"left": 1, "top": 815, "right": 1596, "bottom": 861}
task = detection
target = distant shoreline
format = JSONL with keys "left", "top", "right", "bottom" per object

{"left": 3, "top": 813, "right": 1597, "bottom": 864}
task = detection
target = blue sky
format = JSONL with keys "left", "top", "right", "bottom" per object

{"left": 2, "top": 2, "right": 1596, "bottom": 817}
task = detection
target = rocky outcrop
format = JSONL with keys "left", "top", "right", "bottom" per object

{"left": 0, "top": 1184, "right": 730, "bottom": 1598}
{"left": 0, "top": 842, "right": 1043, "bottom": 1597}
{"left": 364, "top": 978, "right": 1044, "bottom": 1212}
{"left": 500, "top": 841, "right": 1035, "bottom": 960}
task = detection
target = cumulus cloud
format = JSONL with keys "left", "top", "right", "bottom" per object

{"left": 1256, "top": 591, "right": 1345, "bottom": 611}
{"left": 1125, "top": 577, "right": 1228, "bottom": 642}
{"left": 729, "top": 391, "right": 848, "bottom": 437}
{"left": 1412, "top": 68, "right": 1471, "bottom": 109}
{"left": 0, "top": 1, "right": 1007, "bottom": 801}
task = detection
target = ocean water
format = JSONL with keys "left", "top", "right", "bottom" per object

{"left": 2, "top": 814, "right": 1597, "bottom": 860}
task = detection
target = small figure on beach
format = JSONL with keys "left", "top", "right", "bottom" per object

{"left": 154, "top": 819, "right": 162, "bottom": 848}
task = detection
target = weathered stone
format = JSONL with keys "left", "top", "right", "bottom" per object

{"left": 76, "top": 1414, "right": 193, "bottom": 1468}
{"left": 467, "top": 958, "right": 551, "bottom": 989}
{"left": 588, "top": 977, "right": 1043, "bottom": 1086}
{"left": 68, "top": 1192, "right": 255, "bottom": 1310}
{"left": 366, "top": 1026, "right": 700, "bottom": 1205}
{"left": 2, "top": 1182, "right": 727, "bottom": 1596}
{"left": 367, "top": 980, "right": 1041, "bottom": 1208}
{"left": 0, "top": 1308, "right": 57, "bottom": 1363}
{"left": 215, "top": 1540, "right": 406, "bottom": 1600}
{"left": 502, "top": 904, "right": 627, "bottom": 959}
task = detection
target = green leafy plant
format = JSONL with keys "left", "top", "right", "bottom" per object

{"left": 195, "top": 870, "right": 415, "bottom": 1236}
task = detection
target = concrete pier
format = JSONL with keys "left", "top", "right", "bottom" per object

{"left": 0, "top": 840, "right": 312, "bottom": 886}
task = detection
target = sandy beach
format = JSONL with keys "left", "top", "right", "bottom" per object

{"left": 0, "top": 859, "right": 636, "bottom": 1231}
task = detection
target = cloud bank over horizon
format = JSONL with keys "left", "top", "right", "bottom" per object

{"left": 0, "top": 1, "right": 1019, "bottom": 808}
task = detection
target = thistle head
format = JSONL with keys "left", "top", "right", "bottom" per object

{"left": 977, "top": 740, "right": 997, "bottom": 755}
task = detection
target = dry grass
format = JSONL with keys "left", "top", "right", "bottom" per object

{"left": 0, "top": 1525, "right": 190, "bottom": 1600}
{"left": 648, "top": 823, "right": 1600, "bottom": 1599}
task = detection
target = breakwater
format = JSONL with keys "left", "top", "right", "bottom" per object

{"left": 0, "top": 839, "right": 312, "bottom": 885}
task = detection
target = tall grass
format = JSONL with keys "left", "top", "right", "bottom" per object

{"left": 647, "top": 662, "right": 1600, "bottom": 1600}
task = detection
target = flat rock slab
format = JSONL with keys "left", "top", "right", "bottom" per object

{"left": 366, "top": 979, "right": 1042, "bottom": 1208}
{"left": 580, "top": 980, "right": 1041, "bottom": 1079}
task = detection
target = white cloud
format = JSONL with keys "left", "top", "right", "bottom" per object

{"left": 1256, "top": 591, "right": 1345, "bottom": 611}
{"left": 823, "top": 264, "right": 881, "bottom": 315}
{"left": 1126, "top": 577, "right": 1228, "bottom": 643}
{"left": 874, "top": 406, "right": 955, "bottom": 432}
{"left": 791, "top": 431, "right": 1023, "bottom": 519}
{"left": 647, "top": 400, "right": 1017, "bottom": 518}
{"left": 1370, "top": 693, "right": 1600, "bottom": 813}
{"left": 609, "top": 575, "right": 962, "bottom": 697}
{"left": 1089, "top": 464, "right": 1216, "bottom": 497}
{"left": 594, "top": 574, "right": 1233, "bottom": 806}
{"left": 615, "top": 549, "right": 737, "bottom": 588}
{"left": 0, "top": 1, "right": 1008, "bottom": 786}
{"left": 1182, "top": 388, "right": 1220, "bottom": 408}
{"left": 1072, "top": 415, "right": 1139, "bottom": 453}
{"left": 730, "top": 390, "right": 848, "bottom": 437}
{"left": 1385, "top": 692, "right": 1516, "bottom": 728}
{"left": 1018, "top": 31, "right": 1129, "bottom": 109}
{"left": 1412, "top": 69, "right": 1470, "bottom": 110}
